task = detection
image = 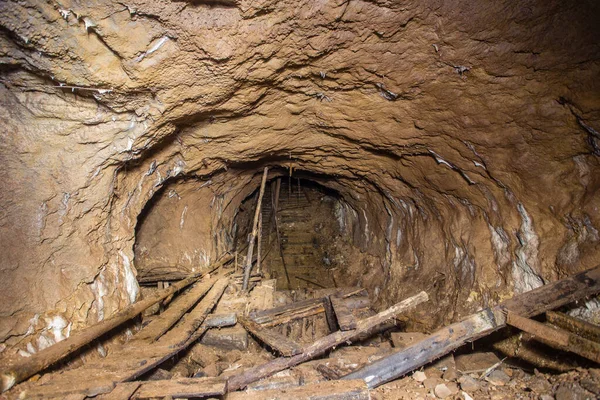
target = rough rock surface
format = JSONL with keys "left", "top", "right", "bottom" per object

{"left": 0, "top": 0, "right": 599, "bottom": 358}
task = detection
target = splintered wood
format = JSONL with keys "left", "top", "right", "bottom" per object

{"left": 238, "top": 316, "right": 303, "bottom": 356}
{"left": 506, "top": 311, "right": 600, "bottom": 363}
{"left": 0, "top": 256, "right": 232, "bottom": 393}
{"left": 12, "top": 277, "right": 230, "bottom": 399}
{"left": 226, "top": 379, "right": 370, "bottom": 400}
{"left": 343, "top": 264, "right": 600, "bottom": 389}
{"left": 228, "top": 291, "right": 429, "bottom": 391}
{"left": 6, "top": 265, "right": 600, "bottom": 400}
{"left": 250, "top": 297, "right": 326, "bottom": 327}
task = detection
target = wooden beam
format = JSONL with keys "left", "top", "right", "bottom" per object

{"left": 250, "top": 298, "right": 326, "bottom": 327}
{"left": 330, "top": 296, "right": 358, "bottom": 331}
{"left": 227, "top": 291, "right": 428, "bottom": 391}
{"left": 0, "top": 256, "right": 232, "bottom": 393}
{"left": 507, "top": 311, "right": 600, "bottom": 363}
{"left": 243, "top": 167, "right": 269, "bottom": 291}
{"left": 238, "top": 316, "right": 303, "bottom": 357}
{"left": 322, "top": 296, "right": 339, "bottom": 333}
{"left": 226, "top": 379, "right": 369, "bottom": 400}
{"left": 132, "top": 377, "right": 226, "bottom": 399}
{"left": 17, "top": 278, "right": 231, "bottom": 399}
{"left": 342, "top": 264, "right": 600, "bottom": 389}
{"left": 134, "top": 276, "right": 217, "bottom": 342}
{"left": 96, "top": 382, "right": 140, "bottom": 400}
{"left": 546, "top": 311, "right": 600, "bottom": 343}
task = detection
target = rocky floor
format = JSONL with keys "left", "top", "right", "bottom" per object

{"left": 139, "top": 279, "right": 600, "bottom": 400}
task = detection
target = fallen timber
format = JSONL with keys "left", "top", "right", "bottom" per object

{"left": 342, "top": 264, "right": 600, "bottom": 389}
{"left": 226, "top": 379, "right": 370, "bottom": 400}
{"left": 11, "top": 277, "right": 231, "bottom": 399}
{"left": 238, "top": 316, "right": 303, "bottom": 357}
{"left": 0, "top": 254, "right": 233, "bottom": 393}
{"left": 506, "top": 311, "right": 600, "bottom": 363}
{"left": 227, "top": 290, "right": 429, "bottom": 391}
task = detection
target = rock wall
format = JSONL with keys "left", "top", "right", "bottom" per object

{"left": 0, "top": 0, "right": 599, "bottom": 357}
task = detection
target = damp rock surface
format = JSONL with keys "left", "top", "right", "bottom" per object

{"left": 0, "top": 0, "right": 599, "bottom": 359}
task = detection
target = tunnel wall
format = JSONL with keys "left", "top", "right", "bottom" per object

{"left": 1, "top": 0, "right": 599, "bottom": 358}
{"left": 134, "top": 179, "right": 225, "bottom": 278}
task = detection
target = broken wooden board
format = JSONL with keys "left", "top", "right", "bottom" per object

{"left": 507, "top": 311, "right": 600, "bottom": 363}
{"left": 96, "top": 382, "right": 141, "bottom": 400}
{"left": 13, "top": 278, "right": 230, "bottom": 399}
{"left": 342, "top": 264, "right": 600, "bottom": 389}
{"left": 134, "top": 276, "right": 217, "bottom": 342}
{"left": 0, "top": 268, "right": 220, "bottom": 393}
{"left": 330, "top": 296, "right": 358, "bottom": 331}
{"left": 250, "top": 297, "right": 326, "bottom": 327}
{"left": 131, "top": 377, "right": 226, "bottom": 399}
{"left": 227, "top": 291, "right": 428, "bottom": 391}
{"left": 201, "top": 326, "right": 249, "bottom": 350}
{"left": 546, "top": 311, "right": 600, "bottom": 343}
{"left": 227, "top": 379, "right": 369, "bottom": 400}
{"left": 238, "top": 316, "right": 303, "bottom": 356}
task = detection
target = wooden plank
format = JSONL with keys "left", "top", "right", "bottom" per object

{"left": 342, "top": 264, "right": 600, "bottom": 389}
{"left": 134, "top": 276, "right": 217, "bottom": 342}
{"left": 507, "top": 312, "right": 600, "bottom": 363}
{"left": 16, "top": 278, "right": 230, "bottom": 399}
{"left": 96, "top": 382, "right": 141, "bottom": 400}
{"left": 250, "top": 298, "right": 325, "bottom": 327}
{"left": 322, "top": 296, "right": 339, "bottom": 332}
{"left": 238, "top": 316, "right": 303, "bottom": 356}
{"left": 330, "top": 296, "right": 357, "bottom": 331}
{"left": 0, "top": 257, "right": 231, "bottom": 393}
{"left": 132, "top": 377, "right": 226, "bottom": 399}
{"left": 546, "top": 311, "right": 600, "bottom": 343}
{"left": 226, "top": 379, "right": 369, "bottom": 400}
{"left": 161, "top": 278, "right": 230, "bottom": 346}
{"left": 243, "top": 167, "right": 269, "bottom": 291}
{"left": 227, "top": 291, "right": 428, "bottom": 391}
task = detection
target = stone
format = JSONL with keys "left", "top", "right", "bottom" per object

{"left": 455, "top": 352, "right": 501, "bottom": 373}
{"left": 442, "top": 365, "right": 458, "bottom": 381}
{"left": 485, "top": 370, "right": 511, "bottom": 386}
{"left": 580, "top": 378, "right": 600, "bottom": 395}
{"left": 458, "top": 375, "right": 480, "bottom": 393}
{"left": 413, "top": 371, "right": 428, "bottom": 382}
{"left": 445, "top": 382, "right": 459, "bottom": 394}
{"left": 202, "top": 363, "right": 222, "bottom": 378}
{"left": 555, "top": 383, "right": 593, "bottom": 400}
{"left": 527, "top": 376, "right": 552, "bottom": 394}
{"left": 146, "top": 368, "right": 172, "bottom": 381}
{"left": 200, "top": 326, "right": 249, "bottom": 350}
{"left": 540, "top": 395, "right": 554, "bottom": 400}
{"left": 434, "top": 383, "right": 453, "bottom": 399}
{"left": 424, "top": 378, "right": 442, "bottom": 390}
{"left": 189, "top": 343, "right": 221, "bottom": 367}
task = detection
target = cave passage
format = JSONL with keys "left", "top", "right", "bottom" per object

{"left": 234, "top": 177, "right": 347, "bottom": 290}
{"left": 1, "top": 0, "right": 600, "bottom": 398}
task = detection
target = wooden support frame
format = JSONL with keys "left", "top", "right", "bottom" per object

{"left": 243, "top": 167, "right": 269, "bottom": 291}
{"left": 507, "top": 311, "right": 600, "bottom": 363}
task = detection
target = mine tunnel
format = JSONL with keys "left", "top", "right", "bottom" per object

{"left": 1, "top": 0, "right": 600, "bottom": 399}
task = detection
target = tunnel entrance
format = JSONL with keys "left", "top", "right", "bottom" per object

{"left": 234, "top": 177, "right": 344, "bottom": 291}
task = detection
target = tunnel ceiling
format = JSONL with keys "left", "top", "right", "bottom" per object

{"left": 1, "top": 0, "right": 599, "bottom": 353}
